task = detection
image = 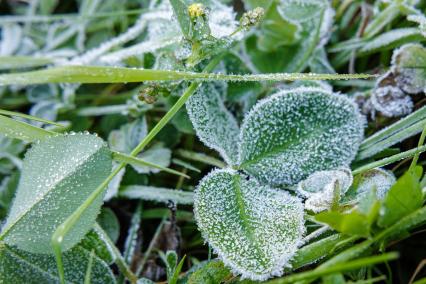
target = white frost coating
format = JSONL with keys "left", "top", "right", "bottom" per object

{"left": 186, "top": 83, "right": 240, "bottom": 165}
{"left": 0, "top": 24, "right": 22, "bottom": 56}
{"left": 408, "top": 14, "right": 426, "bottom": 37}
{"left": 353, "top": 168, "right": 396, "bottom": 201}
{"left": 371, "top": 86, "right": 413, "bottom": 117}
{"left": 297, "top": 168, "right": 352, "bottom": 213}
{"left": 391, "top": 43, "right": 426, "bottom": 94}
{"left": 193, "top": 169, "right": 305, "bottom": 281}
{"left": 239, "top": 87, "right": 365, "bottom": 186}
{"left": 119, "top": 185, "right": 194, "bottom": 205}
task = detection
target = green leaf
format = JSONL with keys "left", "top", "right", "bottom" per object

{"left": 315, "top": 211, "right": 370, "bottom": 237}
{"left": 392, "top": 43, "right": 426, "bottom": 94}
{"left": 186, "top": 83, "right": 240, "bottom": 165}
{"left": 239, "top": 88, "right": 364, "bottom": 186}
{"left": 187, "top": 260, "right": 232, "bottom": 284}
{"left": 169, "top": 0, "right": 191, "bottom": 39}
{"left": 0, "top": 172, "right": 20, "bottom": 219}
{"left": 97, "top": 208, "right": 120, "bottom": 244}
{"left": 378, "top": 166, "right": 424, "bottom": 228}
{"left": 0, "top": 56, "right": 53, "bottom": 70}
{"left": 79, "top": 227, "right": 116, "bottom": 265}
{"left": 0, "top": 114, "right": 55, "bottom": 142}
{"left": 119, "top": 185, "right": 194, "bottom": 205}
{"left": 0, "top": 133, "right": 112, "bottom": 254}
{"left": 194, "top": 169, "right": 305, "bottom": 280}
{"left": 0, "top": 243, "right": 116, "bottom": 284}
{"left": 165, "top": 250, "right": 178, "bottom": 280}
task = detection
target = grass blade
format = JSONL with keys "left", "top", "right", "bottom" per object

{"left": 0, "top": 109, "right": 65, "bottom": 128}
{"left": 0, "top": 115, "right": 55, "bottom": 142}
{"left": 0, "top": 65, "right": 375, "bottom": 86}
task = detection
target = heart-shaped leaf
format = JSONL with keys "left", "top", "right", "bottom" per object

{"left": 186, "top": 83, "right": 240, "bottom": 165}
{"left": 1, "top": 133, "right": 112, "bottom": 254}
{"left": 0, "top": 243, "right": 116, "bottom": 284}
{"left": 238, "top": 87, "right": 365, "bottom": 186}
{"left": 194, "top": 169, "right": 304, "bottom": 280}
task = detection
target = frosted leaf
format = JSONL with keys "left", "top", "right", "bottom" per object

{"left": 371, "top": 85, "right": 413, "bottom": 117}
{"left": 391, "top": 43, "right": 426, "bottom": 94}
{"left": 133, "top": 145, "right": 172, "bottom": 174}
{"left": 186, "top": 83, "right": 240, "bottom": 165}
{"left": 194, "top": 169, "right": 305, "bottom": 281}
{"left": 239, "top": 87, "right": 365, "bottom": 186}
{"left": 408, "top": 14, "right": 426, "bottom": 37}
{"left": 120, "top": 185, "right": 194, "bottom": 205}
{"left": 0, "top": 243, "right": 116, "bottom": 284}
{"left": 104, "top": 163, "right": 125, "bottom": 201}
{"left": 79, "top": 226, "right": 116, "bottom": 265}
{"left": 0, "top": 24, "right": 22, "bottom": 56}
{"left": 108, "top": 117, "right": 148, "bottom": 154}
{"left": 2, "top": 133, "right": 112, "bottom": 254}
{"left": 0, "top": 134, "right": 25, "bottom": 175}
{"left": 297, "top": 168, "right": 352, "bottom": 213}
{"left": 296, "top": 168, "right": 352, "bottom": 198}
{"left": 344, "top": 168, "right": 396, "bottom": 203}
{"left": 277, "top": 0, "right": 327, "bottom": 23}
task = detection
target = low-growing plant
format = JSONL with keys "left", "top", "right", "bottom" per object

{"left": 0, "top": 0, "right": 425, "bottom": 283}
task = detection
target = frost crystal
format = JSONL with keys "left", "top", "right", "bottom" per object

{"left": 239, "top": 87, "right": 365, "bottom": 186}
{"left": 186, "top": 83, "right": 240, "bottom": 165}
{"left": 297, "top": 168, "right": 352, "bottom": 213}
{"left": 194, "top": 169, "right": 305, "bottom": 280}
{"left": 119, "top": 185, "right": 194, "bottom": 205}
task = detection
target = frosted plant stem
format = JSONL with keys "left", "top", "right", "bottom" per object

{"left": 352, "top": 144, "right": 426, "bottom": 175}
{"left": 302, "top": 226, "right": 330, "bottom": 244}
{"left": 84, "top": 250, "right": 95, "bottom": 284}
{"left": 50, "top": 55, "right": 222, "bottom": 284}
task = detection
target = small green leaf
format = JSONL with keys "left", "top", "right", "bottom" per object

{"left": 97, "top": 208, "right": 120, "bottom": 244}
{"left": 239, "top": 88, "right": 364, "bottom": 186}
{"left": 165, "top": 250, "right": 178, "bottom": 280}
{"left": 169, "top": 0, "right": 191, "bottom": 39}
{"left": 186, "top": 83, "right": 240, "bottom": 165}
{"left": 79, "top": 227, "right": 116, "bottom": 265}
{"left": 1, "top": 133, "right": 112, "bottom": 254}
{"left": 194, "top": 169, "right": 305, "bottom": 280}
{"left": 0, "top": 243, "right": 116, "bottom": 284}
{"left": 119, "top": 185, "right": 194, "bottom": 205}
{"left": 188, "top": 260, "right": 232, "bottom": 284}
{"left": 315, "top": 211, "right": 370, "bottom": 237}
{"left": 378, "top": 166, "right": 423, "bottom": 228}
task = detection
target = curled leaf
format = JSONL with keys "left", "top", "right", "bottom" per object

{"left": 194, "top": 169, "right": 305, "bottom": 280}
{"left": 239, "top": 87, "right": 365, "bottom": 186}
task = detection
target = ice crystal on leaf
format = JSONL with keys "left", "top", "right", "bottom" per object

{"left": 2, "top": 133, "right": 112, "bottom": 254}
{"left": 186, "top": 83, "right": 240, "bottom": 165}
{"left": 238, "top": 87, "right": 365, "bottom": 186}
{"left": 296, "top": 168, "right": 352, "bottom": 213}
{"left": 193, "top": 169, "right": 304, "bottom": 281}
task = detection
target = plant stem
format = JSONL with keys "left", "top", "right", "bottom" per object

{"left": 409, "top": 123, "right": 426, "bottom": 171}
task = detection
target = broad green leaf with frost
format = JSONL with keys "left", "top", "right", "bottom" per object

{"left": 239, "top": 88, "right": 365, "bottom": 186}
{"left": 119, "top": 185, "right": 194, "bottom": 205}
{"left": 343, "top": 168, "right": 396, "bottom": 203}
{"left": 0, "top": 243, "right": 116, "bottom": 284}
{"left": 194, "top": 169, "right": 305, "bottom": 280}
{"left": 296, "top": 168, "right": 352, "bottom": 213}
{"left": 133, "top": 145, "right": 171, "bottom": 174}
{"left": 1, "top": 133, "right": 112, "bottom": 254}
{"left": 188, "top": 260, "right": 231, "bottom": 284}
{"left": 108, "top": 117, "right": 148, "bottom": 154}
{"left": 392, "top": 43, "right": 426, "bottom": 94}
{"left": 186, "top": 83, "right": 240, "bottom": 165}
{"left": 79, "top": 227, "right": 116, "bottom": 265}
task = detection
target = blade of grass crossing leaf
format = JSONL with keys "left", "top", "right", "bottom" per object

{"left": 409, "top": 123, "right": 426, "bottom": 171}
{"left": 51, "top": 56, "right": 223, "bottom": 284}
{"left": 352, "top": 144, "right": 426, "bottom": 175}
{"left": 0, "top": 65, "right": 374, "bottom": 85}
{"left": 266, "top": 253, "right": 398, "bottom": 284}
{"left": 112, "top": 151, "right": 189, "bottom": 179}
{"left": 0, "top": 109, "right": 65, "bottom": 128}
{"left": 84, "top": 250, "right": 95, "bottom": 284}
{"left": 0, "top": 114, "right": 55, "bottom": 142}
